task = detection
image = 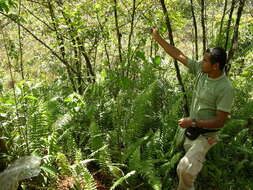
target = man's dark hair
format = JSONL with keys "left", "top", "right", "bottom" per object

{"left": 206, "top": 47, "right": 227, "bottom": 71}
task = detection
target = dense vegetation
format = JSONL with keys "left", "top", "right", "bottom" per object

{"left": 0, "top": 0, "right": 252, "bottom": 189}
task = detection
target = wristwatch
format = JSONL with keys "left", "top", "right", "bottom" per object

{"left": 192, "top": 118, "right": 197, "bottom": 127}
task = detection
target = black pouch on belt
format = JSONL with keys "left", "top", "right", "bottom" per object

{"left": 185, "top": 127, "right": 200, "bottom": 140}
{"left": 185, "top": 127, "right": 220, "bottom": 140}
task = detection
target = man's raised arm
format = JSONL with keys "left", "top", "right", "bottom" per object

{"left": 151, "top": 27, "right": 189, "bottom": 66}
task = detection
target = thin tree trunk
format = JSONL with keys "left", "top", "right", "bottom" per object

{"left": 226, "top": 0, "right": 246, "bottom": 74}
{"left": 96, "top": 13, "right": 111, "bottom": 68}
{"left": 126, "top": 0, "right": 136, "bottom": 77}
{"left": 79, "top": 43, "right": 96, "bottom": 83}
{"left": 0, "top": 11, "right": 78, "bottom": 76}
{"left": 47, "top": 0, "right": 77, "bottom": 92}
{"left": 225, "top": 0, "right": 236, "bottom": 50}
{"left": 57, "top": 6, "right": 84, "bottom": 94}
{"left": 160, "top": 0, "right": 189, "bottom": 116}
{"left": 200, "top": 0, "right": 206, "bottom": 52}
{"left": 113, "top": 0, "right": 123, "bottom": 65}
{"left": 190, "top": 0, "right": 198, "bottom": 60}
{"left": 0, "top": 28, "right": 29, "bottom": 154}
{"left": 150, "top": 39, "right": 153, "bottom": 57}
{"left": 218, "top": 0, "right": 228, "bottom": 46}
{"left": 57, "top": 1, "right": 95, "bottom": 88}
{"left": 18, "top": 0, "right": 24, "bottom": 80}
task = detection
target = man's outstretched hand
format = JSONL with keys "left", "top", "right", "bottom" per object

{"left": 150, "top": 27, "right": 159, "bottom": 39}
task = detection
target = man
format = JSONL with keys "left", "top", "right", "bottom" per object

{"left": 150, "top": 28, "right": 234, "bottom": 190}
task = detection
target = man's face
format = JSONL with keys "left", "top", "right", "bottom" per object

{"left": 201, "top": 52, "right": 214, "bottom": 73}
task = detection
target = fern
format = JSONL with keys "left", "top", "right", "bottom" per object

{"left": 72, "top": 163, "right": 97, "bottom": 190}
{"left": 110, "top": 170, "right": 136, "bottom": 190}
{"left": 28, "top": 100, "right": 51, "bottom": 152}
{"left": 89, "top": 121, "right": 122, "bottom": 179}
{"left": 89, "top": 121, "right": 104, "bottom": 152}
{"left": 129, "top": 145, "right": 162, "bottom": 190}
{"left": 126, "top": 80, "right": 162, "bottom": 144}
{"left": 56, "top": 152, "right": 72, "bottom": 176}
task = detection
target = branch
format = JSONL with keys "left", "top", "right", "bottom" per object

{"left": 0, "top": 11, "right": 78, "bottom": 75}
{"left": 160, "top": 0, "right": 189, "bottom": 116}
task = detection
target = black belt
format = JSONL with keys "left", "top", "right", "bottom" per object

{"left": 195, "top": 127, "right": 220, "bottom": 134}
{"left": 185, "top": 127, "right": 220, "bottom": 140}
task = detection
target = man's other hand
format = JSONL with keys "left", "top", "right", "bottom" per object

{"left": 178, "top": 117, "right": 192, "bottom": 128}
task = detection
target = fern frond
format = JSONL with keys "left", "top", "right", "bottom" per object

{"left": 126, "top": 80, "right": 162, "bottom": 144}
{"left": 56, "top": 152, "right": 72, "bottom": 176}
{"left": 52, "top": 113, "right": 72, "bottom": 130}
{"left": 89, "top": 122, "right": 120, "bottom": 178}
{"left": 110, "top": 170, "right": 136, "bottom": 190}
{"left": 73, "top": 163, "right": 97, "bottom": 190}
{"left": 129, "top": 145, "right": 162, "bottom": 190}
{"left": 28, "top": 101, "right": 51, "bottom": 151}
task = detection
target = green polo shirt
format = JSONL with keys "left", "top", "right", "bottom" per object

{"left": 187, "top": 59, "right": 234, "bottom": 122}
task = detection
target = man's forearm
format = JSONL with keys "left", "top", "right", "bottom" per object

{"left": 197, "top": 118, "right": 224, "bottom": 129}
{"left": 153, "top": 34, "right": 188, "bottom": 65}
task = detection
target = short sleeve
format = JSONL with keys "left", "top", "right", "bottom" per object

{"left": 216, "top": 86, "right": 234, "bottom": 113}
{"left": 187, "top": 58, "right": 201, "bottom": 76}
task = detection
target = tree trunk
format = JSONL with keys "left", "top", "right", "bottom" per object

{"left": 200, "top": 0, "right": 206, "bottom": 52}
{"left": 218, "top": 0, "right": 228, "bottom": 46}
{"left": 190, "top": 0, "right": 198, "bottom": 60}
{"left": 57, "top": 1, "right": 95, "bottom": 89}
{"left": 226, "top": 0, "right": 246, "bottom": 74}
{"left": 126, "top": 0, "right": 136, "bottom": 77}
{"left": 113, "top": 0, "right": 123, "bottom": 65}
{"left": 0, "top": 11, "right": 78, "bottom": 77}
{"left": 18, "top": 0, "right": 24, "bottom": 80}
{"left": 225, "top": 0, "right": 236, "bottom": 50}
{"left": 96, "top": 13, "right": 111, "bottom": 68}
{"left": 160, "top": 0, "right": 189, "bottom": 116}
{"left": 47, "top": 0, "right": 77, "bottom": 92}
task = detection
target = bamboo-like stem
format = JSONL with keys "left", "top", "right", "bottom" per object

{"left": 200, "top": 0, "right": 206, "bottom": 53}
{"left": 190, "top": 0, "right": 198, "bottom": 60}
{"left": 218, "top": 0, "right": 228, "bottom": 46}
{"left": 0, "top": 28, "right": 30, "bottom": 153}
{"left": 126, "top": 0, "right": 136, "bottom": 77}
{"left": 113, "top": 0, "right": 123, "bottom": 65}
{"left": 225, "top": 0, "right": 236, "bottom": 50}
{"left": 227, "top": 0, "right": 246, "bottom": 74}
{"left": 160, "top": 0, "right": 189, "bottom": 116}
{"left": 0, "top": 11, "right": 78, "bottom": 76}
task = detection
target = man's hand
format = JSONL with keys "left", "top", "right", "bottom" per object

{"left": 178, "top": 117, "right": 192, "bottom": 128}
{"left": 150, "top": 27, "right": 159, "bottom": 39}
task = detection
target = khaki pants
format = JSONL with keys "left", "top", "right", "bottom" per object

{"left": 177, "top": 134, "right": 219, "bottom": 190}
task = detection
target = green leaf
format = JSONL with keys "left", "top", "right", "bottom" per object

{"left": 0, "top": 1, "right": 9, "bottom": 12}
{"left": 24, "top": 95, "right": 38, "bottom": 101}
{"left": 136, "top": 50, "right": 146, "bottom": 61}
{"left": 41, "top": 165, "right": 58, "bottom": 176}
{"left": 110, "top": 171, "right": 136, "bottom": 190}
{"left": 153, "top": 56, "right": 161, "bottom": 66}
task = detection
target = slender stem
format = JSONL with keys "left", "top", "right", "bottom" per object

{"left": 0, "top": 28, "right": 29, "bottom": 153}
{"left": 218, "top": 0, "right": 228, "bottom": 46}
{"left": 190, "top": 0, "right": 198, "bottom": 60}
{"left": 18, "top": 0, "right": 24, "bottom": 80}
{"left": 225, "top": 0, "right": 236, "bottom": 50}
{"left": 227, "top": 0, "right": 246, "bottom": 74}
{"left": 113, "top": 0, "right": 123, "bottom": 65}
{"left": 160, "top": 0, "right": 189, "bottom": 116}
{"left": 126, "top": 0, "right": 136, "bottom": 77}
{"left": 200, "top": 0, "right": 206, "bottom": 52}
{"left": 0, "top": 11, "right": 78, "bottom": 76}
